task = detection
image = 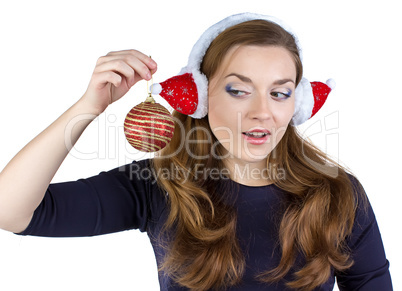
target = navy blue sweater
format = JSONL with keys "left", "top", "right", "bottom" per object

{"left": 16, "top": 159, "right": 392, "bottom": 290}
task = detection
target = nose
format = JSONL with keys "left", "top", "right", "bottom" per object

{"left": 247, "top": 92, "right": 272, "bottom": 121}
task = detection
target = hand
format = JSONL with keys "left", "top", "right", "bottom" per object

{"left": 81, "top": 49, "right": 157, "bottom": 115}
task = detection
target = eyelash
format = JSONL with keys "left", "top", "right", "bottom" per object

{"left": 225, "top": 85, "right": 292, "bottom": 100}
{"left": 226, "top": 88, "right": 248, "bottom": 97}
{"left": 271, "top": 91, "right": 292, "bottom": 99}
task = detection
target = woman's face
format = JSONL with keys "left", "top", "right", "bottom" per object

{"left": 208, "top": 45, "right": 296, "bottom": 166}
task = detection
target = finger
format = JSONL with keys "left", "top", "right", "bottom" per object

{"left": 99, "top": 50, "right": 157, "bottom": 77}
{"left": 121, "top": 54, "right": 154, "bottom": 81}
{"left": 106, "top": 49, "right": 152, "bottom": 62}
{"left": 99, "top": 55, "right": 153, "bottom": 81}
{"left": 94, "top": 60, "right": 135, "bottom": 86}
{"left": 129, "top": 51, "right": 158, "bottom": 73}
{"left": 92, "top": 71, "right": 122, "bottom": 89}
{"left": 103, "top": 50, "right": 156, "bottom": 66}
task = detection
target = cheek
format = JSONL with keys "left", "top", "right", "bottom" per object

{"left": 274, "top": 100, "right": 295, "bottom": 126}
{"left": 208, "top": 96, "right": 242, "bottom": 147}
{"left": 208, "top": 95, "right": 235, "bottom": 128}
{"left": 208, "top": 104, "right": 235, "bottom": 135}
{"left": 207, "top": 98, "right": 220, "bottom": 129}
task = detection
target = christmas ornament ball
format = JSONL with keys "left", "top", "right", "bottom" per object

{"left": 124, "top": 99, "right": 175, "bottom": 152}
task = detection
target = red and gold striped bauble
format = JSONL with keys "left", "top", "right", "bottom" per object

{"left": 124, "top": 95, "right": 175, "bottom": 152}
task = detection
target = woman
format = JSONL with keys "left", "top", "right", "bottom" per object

{"left": 0, "top": 13, "right": 392, "bottom": 290}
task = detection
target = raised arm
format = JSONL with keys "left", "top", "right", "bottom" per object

{"left": 0, "top": 50, "right": 157, "bottom": 233}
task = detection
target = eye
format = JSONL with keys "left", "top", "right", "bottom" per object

{"left": 271, "top": 90, "right": 292, "bottom": 100}
{"left": 228, "top": 89, "right": 247, "bottom": 97}
{"left": 225, "top": 85, "right": 249, "bottom": 97}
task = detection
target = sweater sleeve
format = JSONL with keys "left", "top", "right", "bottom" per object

{"left": 335, "top": 176, "right": 393, "bottom": 290}
{"left": 14, "top": 159, "right": 167, "bottom": 237}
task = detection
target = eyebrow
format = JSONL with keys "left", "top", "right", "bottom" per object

{"left": 225, "top": 73, "right": 295, "bottom": 85}
{"left": 225, "top": 73, "right": 252, "bottom": 83}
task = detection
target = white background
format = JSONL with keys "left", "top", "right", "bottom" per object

{"left": 0, "top": 0, "right": 400, "bottom": 290}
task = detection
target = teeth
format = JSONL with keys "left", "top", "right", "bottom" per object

{"left": 246, "top": 132, "right": 267, "bottom": 137}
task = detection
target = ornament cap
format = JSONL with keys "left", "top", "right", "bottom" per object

{"left": 145, "top": 93, "right": 156, "bottom": 103}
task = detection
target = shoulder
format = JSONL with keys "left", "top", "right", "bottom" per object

{"left": 115, "top": 158, "right": 154, "bottom": 179}
{"left": 336, "top": 173, "right": 392, "bottom": 288}
{"left": 343, "top": 172, "right": 377, "bottom": 247}
{"left": 343, "top": 172, "right": 369, "bottom": 210}
{"left": 108, "top": 158, "right": 162, "bottom": 192}
{"left": 111, "top": 158, "right": 169, "bottom": 222}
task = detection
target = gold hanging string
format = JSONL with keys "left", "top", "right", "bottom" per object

{"left": 145, "top": 56, "right": 155, "bottom": 103}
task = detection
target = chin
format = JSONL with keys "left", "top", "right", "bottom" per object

{"left": 232, "top": 150, "right": 271, "bottom": 165}
{"left": 241, "top": 155, "right": 269, "bottom": 164}
{"left": 240, "top": 148, "right": 272, "bottom": 162}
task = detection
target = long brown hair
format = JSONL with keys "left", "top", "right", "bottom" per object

{"left": 151, "top": 20, "right": 363, "bottom": 290}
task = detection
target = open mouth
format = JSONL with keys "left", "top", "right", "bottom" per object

{"left": 241, "top": 131, "right": 270, "bottom": 145}
{"left": 242, "top": 132, "right": 269, "bottom": 138}
{"left": 242, "top": 128, "right": 271, "bottom": 138}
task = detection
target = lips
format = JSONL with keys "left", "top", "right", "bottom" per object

{"left": 242, "top": 128, "right": 271, "bottom": 137}
{"left": 241, "top": 128, "right": 271, "bottom": 145}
